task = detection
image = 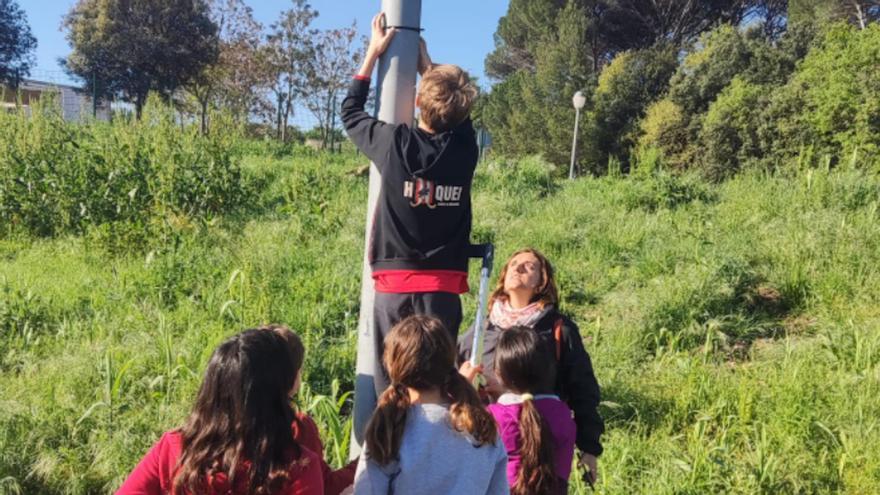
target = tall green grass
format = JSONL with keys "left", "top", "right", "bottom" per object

{"left": 0, "top": 95, "right": 244, "bottom": 246}
{"left": 1, "top": 143, "right": 879, "bottom": 493}
{"left": 467, "top": 159, "right": 880, "bottom": 494}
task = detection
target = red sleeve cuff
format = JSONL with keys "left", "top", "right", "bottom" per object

{"left": 353, "top": 75, "right": 371, "bottom": 81}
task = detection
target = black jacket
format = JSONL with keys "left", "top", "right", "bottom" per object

{"left": 458, "top": 307, "right": 605, "bottom": 456}
{"left": 341, "top": 78, "right": 479, "bottom": 273}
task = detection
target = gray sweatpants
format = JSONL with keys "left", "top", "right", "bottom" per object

{"left": 372, "top": 291, "right": 463, "bottom": 396}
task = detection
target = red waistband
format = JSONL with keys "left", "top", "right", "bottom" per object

{"left": 373, "top": 270, "right": 469, "bottom": 294}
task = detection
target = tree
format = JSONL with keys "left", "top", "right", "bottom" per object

{"left": 668, "top": 25, "right": 754, "bottom": 115}
{"left": 585, "top": 44, "right": 678, "bottom": 172}
{"left": 188, "top": 0, "right": 265, "bottom": 134}
{"left": 768, "top": 23, "right": 880, "bottom": 165}
{"left": 485, "top": 0, "right": 648, "bottom": 78}
{"left": 483, "top": 0, "right": 595, "bottom": 165}
{"left": 698, "top": 77, "right": 766, "bottom": 178}
{"left": 748, "top": 0, "right": 790, "bottom": 38}
{"left": 485, "top": 0, "right": 562, "bottom": 79}
{"left": 265, "top": 0, "right": 318, "bottom": 141}
{"left": 606, "top": 0, "right": 752, "bottom": 45}
{"left": 302, "top": 24, "right": 363, "bottom": 150}
{"left": 486, "top": 0, "right": 754, "bottom": 82}
{"left": 790, "top": 0, "right": 880, "bottom": 30}
{"left": 638, "top": 97, "right": 692, "bottom": 169}
{"left": 64, "top": 0, "right": 219, "bottom": 118}
{"left": 0, "top": 0, "right": 36, "bottom": 88}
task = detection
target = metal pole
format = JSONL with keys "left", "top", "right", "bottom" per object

{"left": 351, "top": 0, "right": 421, "bottom": 459}
{"left": 469, "top": 244, "right": 494, "bottom": 367}
{"left": 569, "top": 107, "right": 581, "bottom": 180}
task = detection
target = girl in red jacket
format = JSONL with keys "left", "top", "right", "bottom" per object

{"left": 277, "top": 327, "right": 358, "bottom": 495}
{"left": 117, "top": 326, "right": 353, "bottom": 495}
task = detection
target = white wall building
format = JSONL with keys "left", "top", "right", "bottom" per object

{"left": 1, "top": 79, "right": 112, "bottom": 122}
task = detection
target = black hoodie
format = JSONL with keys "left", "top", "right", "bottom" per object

{"left": 341, "top": 78, "right": 479, "bottom": 274}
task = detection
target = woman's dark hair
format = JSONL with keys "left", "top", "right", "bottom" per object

{"left": 489, "top": 248, "right": 559, "bottom": 310}
{"left": 495, "top": 326, "right": 559, "bottom": 495}
{"left": 364, "top": 315, "right": 497, "bottom": 466}
{"left": 173, "top": 325, "right": 305, "bottom": 495}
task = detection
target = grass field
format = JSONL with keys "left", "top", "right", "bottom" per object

{"left": 2, "top": 150, "right": 879, "bottom": 494}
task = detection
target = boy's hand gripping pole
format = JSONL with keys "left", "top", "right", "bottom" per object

{"left": 469, "top": 243, "right": 494, "bottom": 367}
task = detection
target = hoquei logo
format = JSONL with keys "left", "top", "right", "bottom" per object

{"left": 403, "top": 178, "right": 463, "bottom": 208}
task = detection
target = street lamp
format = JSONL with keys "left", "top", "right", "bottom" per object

{"left": 570, "top": 90, "right": 586, "bottom": 180}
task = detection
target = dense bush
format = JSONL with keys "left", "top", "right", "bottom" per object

{"left": 636, "top": 98, "right": 691, "bottom": 171}
{"left": 698, "top": 78, "right": 766, "bottom": 179}
{"left": 742, "top": 24, "right": 817, "bottom": 85}
{"left": 754, "top": 23, "right": 880, "bottom": 170}
{"left": 0, "top": 95, "right": 245, "bottom": 242}
{"left": 786, "top": 23, "right": 880, "bottom": 167}
{"left": 635, "top": 22, "right": 877, "bottom": 177}
{"left": 485, "top": 17, "right": 878, "bottom": 179}
{"left": 585, "top": 45, "right": 678, "bottom": 172}
{"left": 668, "top": 25, "right": 754, "bottom": 115}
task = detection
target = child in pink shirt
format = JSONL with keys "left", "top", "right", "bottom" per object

{"left": 487, "top": 326, "right": 577, "bottom": 495}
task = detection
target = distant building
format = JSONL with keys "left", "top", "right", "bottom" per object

{"left": 0, "top": 79, "right": 111, "bottom": 122}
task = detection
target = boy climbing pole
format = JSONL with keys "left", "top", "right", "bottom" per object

{"left": 341, "top": 13, "right": 480, "bottom": 396}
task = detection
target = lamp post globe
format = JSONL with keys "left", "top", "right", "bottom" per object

{"left": 573, "top": 90, "right": 586, "bottom": 110}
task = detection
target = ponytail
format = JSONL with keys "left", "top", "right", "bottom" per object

{"left": 364, "top": 383, "right": 411, "bottom": 466}
{"left": 445, "top": 370, "right": 497, "bottom": 446}
{"left": 512, "top": 397, "right": 558, "bottom": 495}
{"left": 366, "top": 315, "right": 496, "bottom": 466}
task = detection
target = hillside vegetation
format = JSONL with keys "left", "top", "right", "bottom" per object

{"left": 2, "top": 119, "right": 879, "bottom": 492}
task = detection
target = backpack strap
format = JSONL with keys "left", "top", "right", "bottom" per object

{"left": 553, "top": 318, "right": 564, "bottom": 361}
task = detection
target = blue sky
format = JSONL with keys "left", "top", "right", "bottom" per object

{"left": 21, "top": 0, "right": 509, "bottom": 89}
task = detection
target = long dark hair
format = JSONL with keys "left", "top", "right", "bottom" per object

{"left": 364, "top": 315, "right": 497, "bottom": 466}
{"left": 173, "top": 325, "right": 305, "bottom": 495}
{"left": 495, "top": 326, "right": 559, "bottom": 495}
{"left": 488, "top": 248, "right": 559, "bottom": 310}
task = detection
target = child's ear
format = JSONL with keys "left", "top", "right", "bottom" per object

{"left": 415, "top": 94, "right": 421, "bottom": 109}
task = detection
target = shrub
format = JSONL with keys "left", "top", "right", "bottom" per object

{"left": 669, "top": 25, "right": 753, "bottom": 115}
{"left": 637, "top": 98, "right": 691, "bottom": 170}
{"left": 699, "top": 78, "right": 766, "bottom": 179}
{"left": 586, "top": 45, "right": 678, "bottom": 172}
{"left": 759, "top": 23, "right": 880, "bottom": 169}
{"left": 622, "top": 171, "right": 717, "bottom": 211}
{"left": 653, "top": 24, "right": 817, "bottom": 175}
{"left": 794, "top": 23, "right": 880, "bottom": 167}
{"left": 0, "top": 94, "right": 245, "bottom": 244}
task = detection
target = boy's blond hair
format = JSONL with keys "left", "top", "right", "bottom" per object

{"left": 418, "top": 64, "right": 477, "bottom": 133}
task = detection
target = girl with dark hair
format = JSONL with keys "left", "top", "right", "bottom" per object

{"left": 489, "top": 327, "right": 576, "bottom": 495}
{"left": 275, "top": 328, "right": 358, "bottom": 495}
{"left": 458, "top": 248, "right": 604, "bottom": 484}
{"left": 354, "top": 315, "right": 508, "bottom": 495}
{"left": 117, "top": 326, "right": 325, "bottom": 495}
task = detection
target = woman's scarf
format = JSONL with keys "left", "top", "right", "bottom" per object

{"left": 488, "top": 299, "right": 547, "bottom": 329}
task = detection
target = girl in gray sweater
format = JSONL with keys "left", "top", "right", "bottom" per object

{"left": 353, "top": 316, "right": 509, "bottom": 495}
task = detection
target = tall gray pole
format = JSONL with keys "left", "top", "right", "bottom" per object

{"left": 351, "top": 0, "right": 422, "bottom": 459}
